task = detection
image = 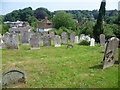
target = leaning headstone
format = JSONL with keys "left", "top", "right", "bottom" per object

{"left": 61, "top": 32, "right": 68, "bottom": 45}
{"left": 100, "top": 34, "right": 105, "bottom": 47}
{"left": 43, "top": 36, "right": 51, "bottom": 47}
{"left": 21, "top": 31, "right": 30, "bottom": 45}
{"left": 74, "top": 36, "right": 79, "bottom": 43}
{"left": 54, "top": 35, "right": 61, "bottom": 47}
{"left": 2, "top": 69, "right": 26, "bottom": 87}
{"left": 103, "top": 37, "right": 119, "bottom": 69}
{"left": 30, "top": 34, "right": 40, "bottom": 50}
{"left": 49, "top": 31, "right": 55, "bottom": 40}
{"left": 70, "top": 32, "right": 76, "bottom": 43}
{"left": 4, "top": 33, "right": 19, "bottom": 49}
{"left": 90, "top": 38, "right": 95, "bottom": 46}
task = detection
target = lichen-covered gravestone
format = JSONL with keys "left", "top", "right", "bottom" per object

{"left": 4, "top": 33, "right": 19, "bottom": 49}
{"left": 103, "top": 37, "right": 119, "bottom": 69}
{"left": 100, "top": 34, "right": 105, "bottom": 47}
{"left": 21, "top": 31, "right": 30, "bottom": 45}
{"left": 30, "top": 34, "right": 40, "bottom": 49}
{"left": 2, "top": 69, "right": 26, "bottom": 87}
{"left": 61, "top": 32, "right": 68, "bottom": 45}
{"left": 54, "top": 35, "right": 61, "bottom": 47}
{"left": 90, "top": 38, "right": 95, "bottom": 46}
{"left": 43, "top": 36, "right": 51, "bottom": 47}
{"left": 70, "top": 32, "right": 76, "bottom": 43}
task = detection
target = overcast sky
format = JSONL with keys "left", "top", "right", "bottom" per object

{"left": 1, "top": 0, "right": 119, "bottom": 15}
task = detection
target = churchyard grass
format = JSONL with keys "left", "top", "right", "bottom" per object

{"left": 2, "top": 43, "right": 119, "bottom": 88}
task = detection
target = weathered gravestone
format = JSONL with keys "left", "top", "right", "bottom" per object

{"left": 70, "top": 32, "right": 76, "bottom": 43}
{"left": 2, "top": 69, "right": 26, "bottom": 87}
{"left": 30, "top": 34, "right": 40, "bottom": 50}
{"left": 90, "top": 38, "right": 95, "bottom": 46}
{"left": 49, "top": 31, "right": 55, "bottom": 40}
{"left": 43, "top": 36, "right": 51, "bottom": 47}
{"left": 4, "top": 33, "right": 19, "bottom": 49}
{"left": 103, "top": 37, "right": 119, "bottom": 69}
{"left": 61, "top": 32, "right": 68, "bottom": 45}
{"left": 100, "top": 34, "right": 105, "bottom": 47}
{"left": 42, "top": 31, "right": 49, "bottom": 36}
{"left": 21, "top": 31, "right": 30, "bottom": 45}
{"left": 0, "top": 34, "right": 3, "bottom": 49}
{"left": 54, "top": 35, "right": 61, "bottom": 47}
{"left": 74, "top": 36, "right": 79, "bottom": 43}
{"left": 37, "top": 32, "right": 43, "bottom": 44}
{"left": 79, "top": 34, "right": 86, "bottom": 42}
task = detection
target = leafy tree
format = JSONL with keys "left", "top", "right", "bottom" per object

{"left": 93, "top": 0, "right": 106, "bottom": 42}
{"left": 52, "top": 11, "right": 77, "bottom": 30}
{"left": 2, "top": 24, "right": 10, "bottom": 34}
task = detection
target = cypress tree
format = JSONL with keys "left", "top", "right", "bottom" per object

{"left": 93, "top": 0, "right": 106, "bottom": 42}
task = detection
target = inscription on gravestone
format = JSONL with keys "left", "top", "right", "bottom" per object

{"left": 103, "top": 37, "right": 119, "bottom": 69}
{"left": 54, "top": 35, "right": 61, "bottom": 47}
{"left": 2, "top": 69, "right": 26, "bottom": 87}
{"left": 61, "top": 32, "right": 68, "bottom": 45}
{"left": 43, "top": 36, "right": 51, "bottom": 47}
{"left": 30, "top": 34, "right": 40, "bottom": 49}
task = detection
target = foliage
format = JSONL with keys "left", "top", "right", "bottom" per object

{"left": 79, "top": 40, "right": 90, "bottom": 45}
{"left": 2, "top": 24, "right": 10, "bottom": 34}
{"left": 52, "top": 11, "right": 77, "bottom": 30}
{"left": 93, "top": 0, "right": 106, "bottom": 42}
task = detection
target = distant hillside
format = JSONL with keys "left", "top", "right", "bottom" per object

{"left": 3, "top": 7, "right": 118, "bottom": 24}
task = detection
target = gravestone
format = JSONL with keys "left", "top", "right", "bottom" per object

{"left": 49, "top": 31, "right": 55, "bottom": 40}
{"left": 0, "top": 34, "right": 3, "bottom": 49}
{"left": 90, "top": 38, "right": 95, "bottom": 46}
{"left": 21, "top": 31, "right": 30, "bottom": 45}
{"left": 74, "top": 36, "right": 79, "bottom": 43}
{"left": 103, "top": 37, "right": 119, "bottom": 69}
{"left": 4, "top": 33, "right": 19, "bottom": 49}
{"left": 30, "top": 34, "right": 40, "bottom": 50}
{"left": 70, "top": 32, "right": 76, "bottom": 43}
{"left": 2, "top": 69, "right": 26, "bottom": 87}
{"left": 61, "top": 32, "right": 68, "bottom": 45}
{"left": 54, "top": 35, "right": 61, "bottom": 47}
{"left": 42, "top": 31, "right": 48, "bottom": 36}
{"left": 100, "top": 34, "right": 105, "bottom": 47}
{"left": 67, "top": 44, "right": 73, "bottom": 48}
{"left": 43, "top": 36, "right": 51, "bottom": 47}
{"left": 85, "top": 35, "right": 91, "bottom": 42}
{"left": 79, "top": 34, "right": 86, "bottom": 42}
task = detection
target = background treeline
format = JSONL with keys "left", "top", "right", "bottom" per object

{"left": 1, "top": 7, "right": 118, "bottom": 24}
{"left": 0, "top": 7, "right": 119, "bottom": 40}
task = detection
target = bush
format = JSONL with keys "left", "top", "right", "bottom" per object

{"left": 79, "top": 40, "right": 90, "bottom": 46}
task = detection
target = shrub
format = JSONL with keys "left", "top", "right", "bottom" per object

{"left": 79, "top": 40, "right": 90, "bottom": 46}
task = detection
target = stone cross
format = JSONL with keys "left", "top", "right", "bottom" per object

{"left": 70, "top": 32, "right": 76, "bottom": 43}
{"left": 61, "top": 32, "right": 68, "bottom": 45}
{"left": 103, "top": 37, "right": 119, "bottom": 69}
{"left": 90, "top": 38, "right": 95, "bottom": 46}
{"left": 54, "top": 35, "right": 61, "bottom": 47}
{"left": 30, "top": 34, "right": 40, "bottom": 50}
{"left": 100, "top": 34, "right": 105, "bottom": 47}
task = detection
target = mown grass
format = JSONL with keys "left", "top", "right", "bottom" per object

{"left": 2, "top": 43, "right": 119, "bottom": 88}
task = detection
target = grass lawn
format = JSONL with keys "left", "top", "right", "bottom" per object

{"left": 2, "top": 43, "right": 119, "bottom": 88}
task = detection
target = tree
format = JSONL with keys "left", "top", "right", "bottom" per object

{"left": 93, "top": 0, "right": 106, "bottom": 42}
{"left": 52, "top": 11, "right": 77, "bottom": 30}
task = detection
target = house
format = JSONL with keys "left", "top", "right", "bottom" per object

{"left": 9, "top": 26, "right": 32, "bottom": 33}
{"left": 36, "top": 17, "right": 55, "bottom": 32}
{"left": 4, "top": 20, "right": 29, "bottom": 28}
